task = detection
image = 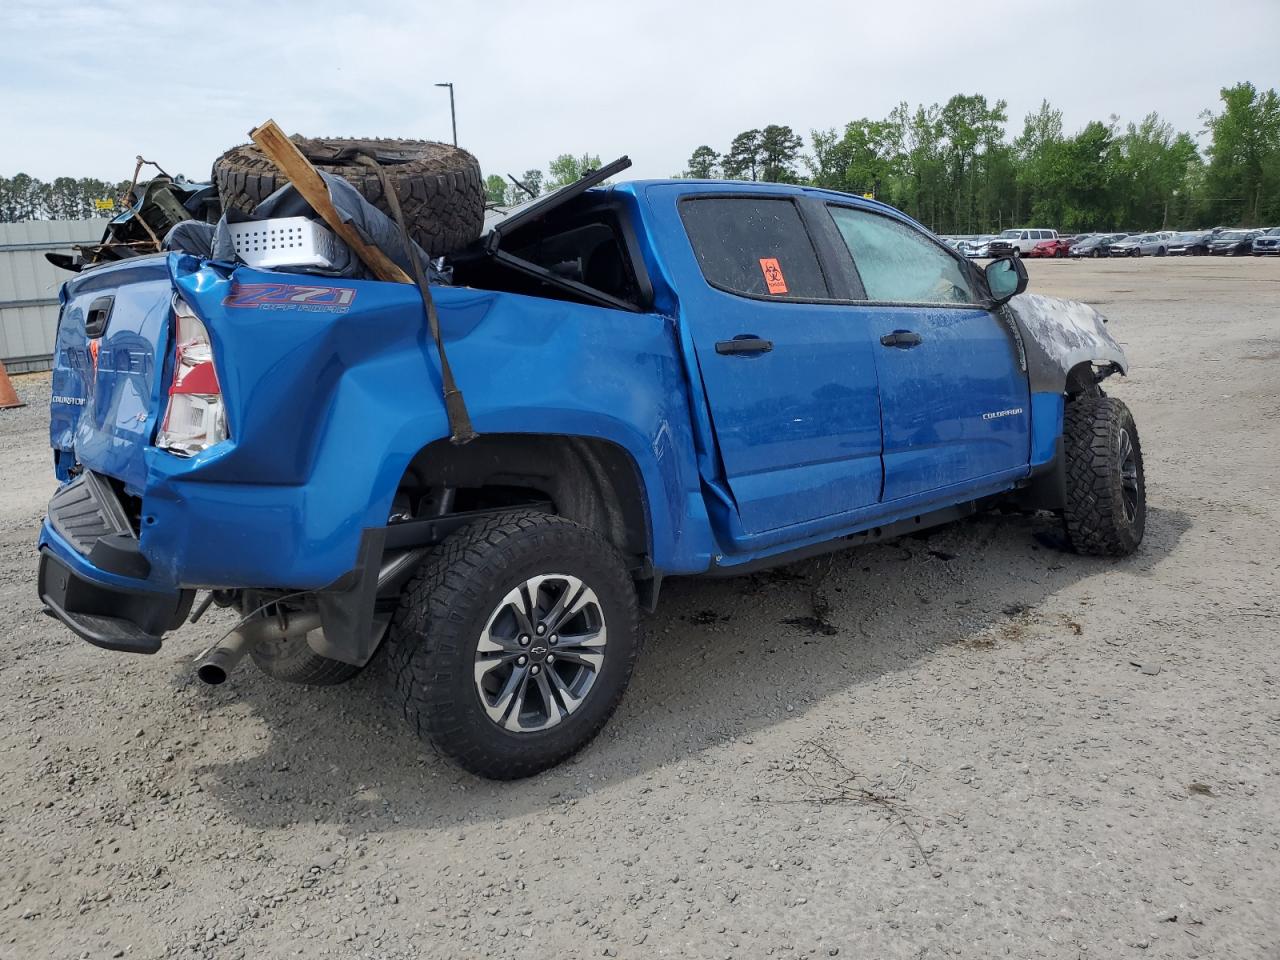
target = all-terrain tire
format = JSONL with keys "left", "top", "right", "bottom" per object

{"left": 383, "top": 511, "right": 640, "bottom": 780}
{"left": 213, "top": 136, "right": 485, "bottom": 256}
{"left": 250, "top": 633, "right": 362, "bottom": 686}
{"left": 1062, "top": 396, "right": 1146, "bottom": 556}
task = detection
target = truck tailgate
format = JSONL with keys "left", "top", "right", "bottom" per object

{"left": 50, "top": 256, "right": 174, "bottom": 493}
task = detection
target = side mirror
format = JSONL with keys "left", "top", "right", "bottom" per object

{"left": 984, "top": 256, "right": 1027, "bottom": 305}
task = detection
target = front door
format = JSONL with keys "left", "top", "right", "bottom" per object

{"left": 825, "top": 204, "right": 1031, "bottom": 502}
{"left": 675, "top": 194, "right": 884, "bottom": 535}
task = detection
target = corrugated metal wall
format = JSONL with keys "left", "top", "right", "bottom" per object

{"left": 0, "top": 219, "right": 107, "bottom": 373}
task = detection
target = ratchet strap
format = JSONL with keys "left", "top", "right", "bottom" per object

{"left": 357, "top": 155, "right": 476, "bottom": 445}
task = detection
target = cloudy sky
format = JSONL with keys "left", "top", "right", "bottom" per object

{"left": 2, "top": 0, "right": 1277, "bottom": 185}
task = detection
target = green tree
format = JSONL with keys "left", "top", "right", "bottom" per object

{"left": 938, "top": 94, "right": 1008, "bottom": 234}
{"left": 759, "top": 124, "right": 804, "bottom": 182}
{"left": 881, "top": 102, "right": 945, "bottom": 228}
{"left": 1050, "top": 120, "right": 1118, "bottom": 230}
{"left": 1013, "top": 100, "right": 1065, "bottom": 225}
{"left": 509, "top": 169, "right": 544, "bottom": 203}
{"left": 686, "top": 145, "right": 720, "bottom": 179}
{"left": 806, "top": 120, "right": 897, "bottom": 194}
{"left": 0, "top": 173, "right": 44, "bottom": 222}
{"left": 484, "top": 174, "right": 508, "bottom": 206}
{"left": 1201, "top": 82, "right": 1280, "bottom": 224}
{"left": 722, "top": 129, "right": 763, "bottom": 181}
{"left": 545, "top": 153, "right": 603, "bottom": 190}
{"left": 1111, "top": 112, "right": 1199, "bottom": 229}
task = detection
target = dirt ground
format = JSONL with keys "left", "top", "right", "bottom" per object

{"left": 1, "top": 257, "right": 1278, "bottom": 960}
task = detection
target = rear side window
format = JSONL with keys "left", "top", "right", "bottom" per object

{"left": 827, "top": 206, "right": 975, "bottom": 305}
{"left": 679, "top": 197, "right": 829, "bottom": 300}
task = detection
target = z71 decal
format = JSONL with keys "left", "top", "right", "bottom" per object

{"left": 223, "top": 283, "right": 357, "bottom": 313}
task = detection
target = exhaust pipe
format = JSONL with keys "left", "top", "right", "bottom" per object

{"left": 196, "top": 550, "right": 427, "bottom": 684}
{"left": 194, "top": 610, "right": 322, "bottom": 685}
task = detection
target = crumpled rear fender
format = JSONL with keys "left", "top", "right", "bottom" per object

{"left": 148, "top": 260, "right": 711, "bottom": 590}
{"left": 1003, "top": 292, "right": 1128, "bottom": 394}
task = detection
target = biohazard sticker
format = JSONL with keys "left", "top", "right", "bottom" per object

{"left": 758, "top": 257, "right": 788, "bottom": 295}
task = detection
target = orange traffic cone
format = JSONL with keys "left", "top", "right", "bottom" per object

{"left": 0, "top": 360, "right": 26, "bottom": 410}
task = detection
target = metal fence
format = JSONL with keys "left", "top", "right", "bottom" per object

{"left": 0, "top": 218, "right": 107, "bottom": 373}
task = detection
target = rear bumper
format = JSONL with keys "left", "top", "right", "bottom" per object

{"left": 36, "top": 470, "right": 383, "bottom": 662}
{"left": 38, "top": 533, "right": 193, "bottom": 654}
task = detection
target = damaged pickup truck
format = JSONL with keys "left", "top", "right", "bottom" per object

{"left": 38, "top": 156, "right": 1145, "bottom": 779}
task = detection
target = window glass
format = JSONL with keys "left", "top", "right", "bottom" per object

{"left": 679, "top": 197, "right": 829, "bottom": 299}
{"left": 827, "top": 206, "right": 975, "bottom": 305}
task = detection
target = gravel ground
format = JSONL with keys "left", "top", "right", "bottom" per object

{"left": 1, "top": 257, "right": 1278, "bottom": 960}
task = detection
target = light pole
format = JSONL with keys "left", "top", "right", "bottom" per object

{"left": 434, "top": 82, "right": 456, "bottom": 147}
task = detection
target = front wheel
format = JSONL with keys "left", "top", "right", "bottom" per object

{"left": 383, "top": 511, "right": 640, "bottom": 779}
{"left": 1062, "top": 396, "right": 1146, "bottom": 556}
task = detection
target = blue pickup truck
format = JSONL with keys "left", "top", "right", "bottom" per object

{"left": 38, "top": 159, "right": 1144, "bottom": 778}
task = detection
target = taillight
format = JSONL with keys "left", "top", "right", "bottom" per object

{"left": 156, "top": 296, "right": 229, "bottom": 456}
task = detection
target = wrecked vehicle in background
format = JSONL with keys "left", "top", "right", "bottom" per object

{"left": 37, "top": 144, "right": 1147, "bottom": 780}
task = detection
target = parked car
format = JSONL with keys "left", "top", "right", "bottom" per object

{"left": 1028, "top": 237, "right": 1074, "bottom": 258}
{"left": 37, "top": 166, "right": 1146, "bottom": 779}
{"left": 1167, "top": 230, "right": 1212, "bottom": 256}
{"left": 1069, "top": 233, "right": 1129, "bottom": 258}
{"left": 1251, "top": 226, "right": 1280, "bottom": 255}
{"left": 1109, "top": 234, "right": 1168, "bottom": 257}
{"left": 1209, "top": 229, "right": 1263, "bottom": 255}
{"left": 988, "top": 228, "right": 1059, "bottom": 257}
{"left": 961, "top": 235, "right": 998, "bottom": 258}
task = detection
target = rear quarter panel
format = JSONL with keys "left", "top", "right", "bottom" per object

{"left": 148, "top": 257, "right": 712, "bottom": 587}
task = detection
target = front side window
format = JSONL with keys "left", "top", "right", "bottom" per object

{"left": 679, "top": 197, "right": 830, "bottom": 300}
{"left": 827, "top": 206, "right": 976, "bottom": 305}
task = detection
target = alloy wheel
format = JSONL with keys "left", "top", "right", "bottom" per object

{"left": 1118, "top": 428, "right": 1140, "bottom": 523}
{"left": 473, "top": 574, "right": 608, "bottom": 732}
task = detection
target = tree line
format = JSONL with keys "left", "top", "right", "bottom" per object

{"left": 483, "top": 153, "right": 606, "bottom": 208}
{"left": 679, "top": 82, "right": 1279, "bottom": 234}
{"left": 0, "top": 174, "right": 131, "bottom": 223}
{"left": 4, "top": 83, "right": 1276, "bottom": 232}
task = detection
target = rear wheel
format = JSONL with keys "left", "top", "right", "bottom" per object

{"left": 1062, "top": 396, "right": 1146, "bottom": 556}
{"left": 383, "top": 511, "right": 640, "bottom": 779}
{"left": 250, "top": 632, "right": 362, "bottom": 686}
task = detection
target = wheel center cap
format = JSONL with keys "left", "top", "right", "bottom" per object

{"left": 529, "top": 644, "right": 549, "bottom": 662}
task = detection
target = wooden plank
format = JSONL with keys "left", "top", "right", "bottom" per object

{"left": 247, "top": 120, "right": 412, "bottom": 284}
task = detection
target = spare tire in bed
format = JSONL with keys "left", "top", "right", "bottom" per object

{"left": 213, "top": 136, "right": 485, "bottom": 256}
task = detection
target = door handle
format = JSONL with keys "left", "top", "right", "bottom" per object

{"left": 879, "top": 330, "right": 923, "bottom": 348}
{"left": 715, "top": 336, "right": 773, "bottom": 356}
{"left": 85, "top": 295, "right": 114, "bottom": 339}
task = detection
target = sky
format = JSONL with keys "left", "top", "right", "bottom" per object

{"left": 2, "top": 0, "right": 1278, "bottom": 185}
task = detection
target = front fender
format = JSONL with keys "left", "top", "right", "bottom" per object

{"left": 1003, "top": 292, "right": 1128, "bottom": 394}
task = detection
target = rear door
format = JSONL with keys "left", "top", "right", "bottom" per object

{"left": 823, "top": 203, "right": 1030, "bottom": 502}
{"left": 673, "top": 193, "right": 883, "bottom": 536}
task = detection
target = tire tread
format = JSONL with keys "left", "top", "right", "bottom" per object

{"left": 382, "top": 511, "right": 639, "bottom": 780}
{"left": 1062, "top": 396, "right": 1146, "bottom": 556}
